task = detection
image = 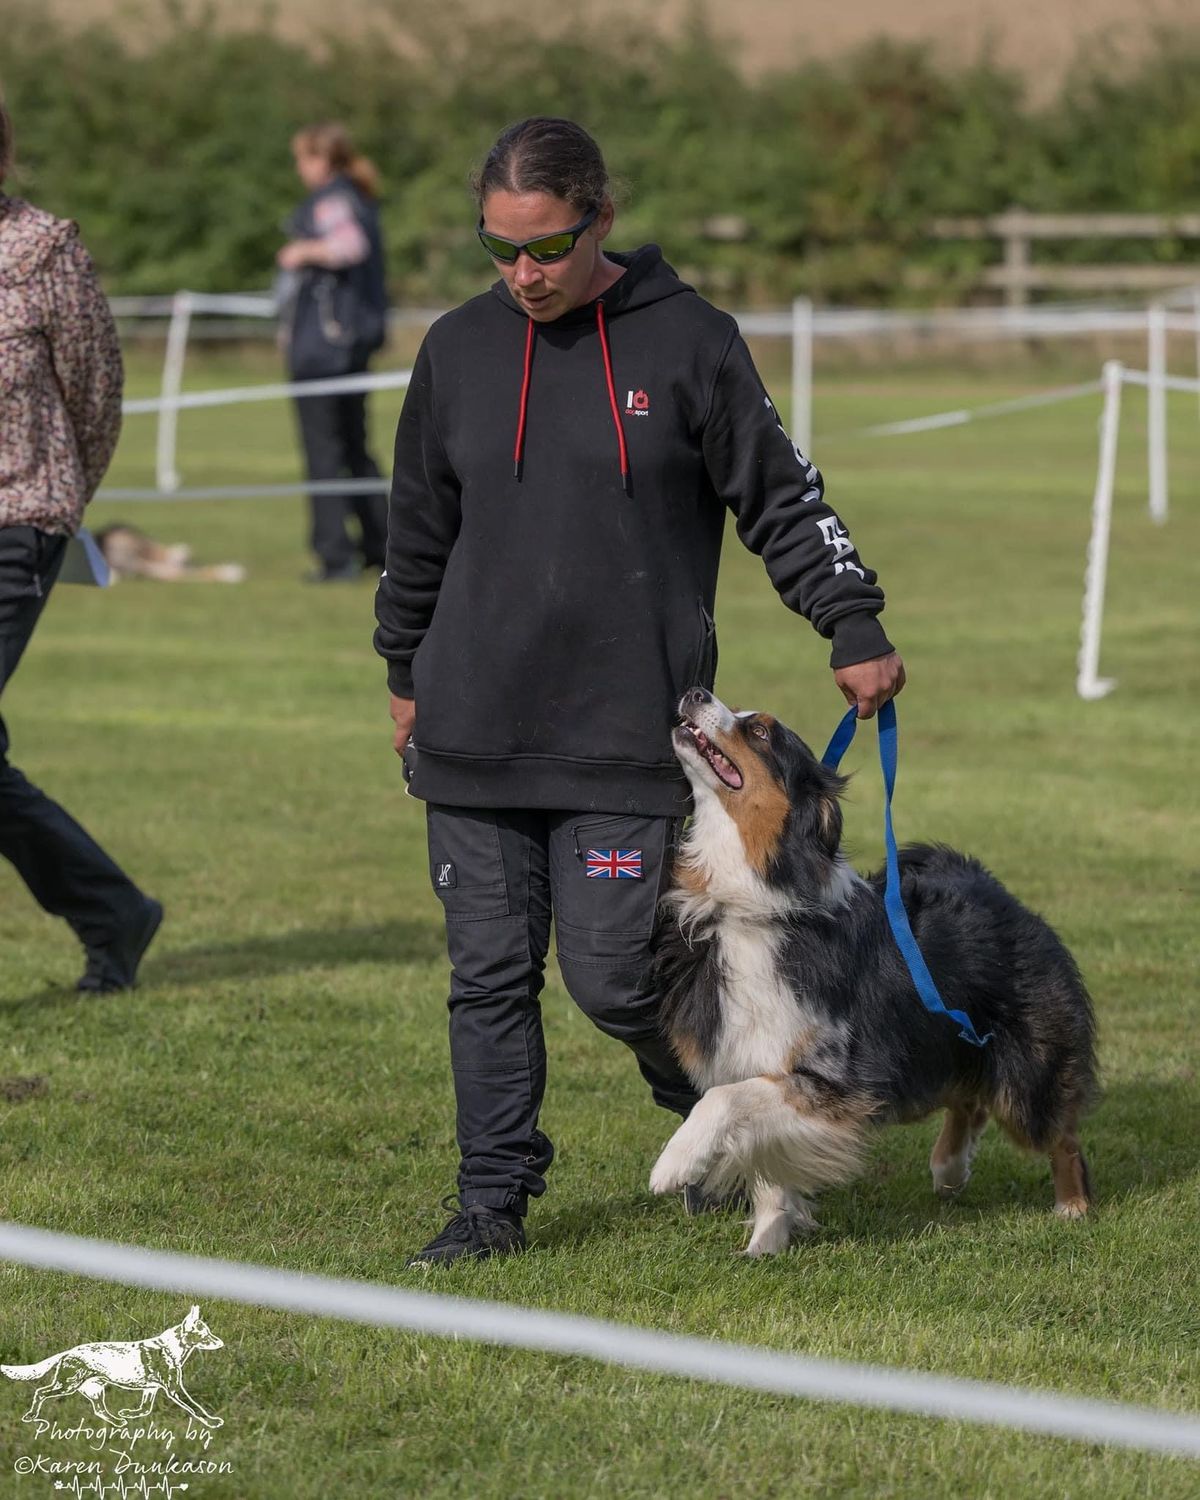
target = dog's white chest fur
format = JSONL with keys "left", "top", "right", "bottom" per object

{"left": 695, "top": 919, "right": 814, "bottom": 1090}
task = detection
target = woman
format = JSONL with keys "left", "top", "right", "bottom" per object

{"left": 374, "top": 118, "right": 905, "bottom": 1265}
{"left": 0, "top": 100, "right": 162, "bottom": 991}
{"left": 278, "top": 122, "right": 389, "bottom": 582}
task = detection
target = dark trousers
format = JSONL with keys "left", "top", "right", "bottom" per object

{"left": 0, "top": 526, "right": 146, "bottom": 947}
{"left": 426, "top": 804, "right": 701, "bottom": 1215}
{"left": 293, "top": 383, "right": 387, "bottom": 572}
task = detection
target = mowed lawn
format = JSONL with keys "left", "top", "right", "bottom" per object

{"left": 0, "top": 344, "right": 1197, "bottom": 1499}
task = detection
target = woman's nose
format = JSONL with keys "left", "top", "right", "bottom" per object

{"left": 514, "top": 254, "right": 543, "bottom": 286}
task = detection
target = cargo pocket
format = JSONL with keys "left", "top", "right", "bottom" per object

{"left": 553, "top": 812, "right": 673, "bottom": 960}
{"left": 425, "top": 806, "right": 511, "bottom": 921}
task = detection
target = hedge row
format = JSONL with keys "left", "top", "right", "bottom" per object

{"left": 3, "top": 2, "right": 1200, "bottom": 304}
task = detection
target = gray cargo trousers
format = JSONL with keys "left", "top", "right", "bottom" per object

{"left": 425, "top": 803, "right": 701, "bottom": 1215}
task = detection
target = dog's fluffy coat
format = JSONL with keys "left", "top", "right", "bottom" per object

{"left": 649, "top": 689, "right": 1096, "bottom": 1255}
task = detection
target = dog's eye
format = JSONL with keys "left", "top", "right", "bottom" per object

{"left": 750, "top": 723, "right": 769, "bottom": 740}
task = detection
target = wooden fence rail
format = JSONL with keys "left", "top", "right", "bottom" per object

{"left": 930, "top": 209, "right": 1200, "bottom": 305}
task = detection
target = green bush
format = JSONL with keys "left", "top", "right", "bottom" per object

{"left": 2, "top": 1, "right": 1199, "bottom": 304}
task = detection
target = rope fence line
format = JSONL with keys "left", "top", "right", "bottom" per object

{"left": 122, "top": 366, "right": 413, "bottom": 417}
{"left": 1, "top": 1222, "right": 1198, "bottom": 1460}
{"left": 97, "top": 478, "right": 390, "bottom": 503}
{"left": 842, "top": 378, "right": 1104, "bottom": 440}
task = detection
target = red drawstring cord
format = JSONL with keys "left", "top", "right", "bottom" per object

{"left": 512, "top": 303, "right": 630, "bottom": 493}
{"left": 513, "top": 317, "right": 535, "bottom": 478}
{"left": 595, "top": 300, "right": 631, "bottom": 494}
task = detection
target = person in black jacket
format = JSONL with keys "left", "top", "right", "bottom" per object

{"left": 374, "top": 118, "right": 906, "bottom": 1265}
{"left": 278, "top": 122, "right": 389, "bottom": 582}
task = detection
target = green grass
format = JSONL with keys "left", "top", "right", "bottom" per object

{"left": 1, "top": 345, "right": 1197, "bottom": 1498}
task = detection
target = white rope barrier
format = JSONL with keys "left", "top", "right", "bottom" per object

{"left": 96, "top": 478, "right": 389, "bottom": 503}
{"left": 1, "top": 1222, "right": 1198, "bottom": 1459}
{"left": 122, "top": 367, "right": 413, "bottom": 417}
{"left": 835, "top": 378, "right": 1104, "bottom": 440}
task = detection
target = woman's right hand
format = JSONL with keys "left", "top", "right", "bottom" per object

{"left": 389, "top": 694, "right": 416, "bottom": 757}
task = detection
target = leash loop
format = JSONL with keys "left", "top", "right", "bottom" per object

{"left": 822, "top": 700, "right": 992, "bottom": 1048}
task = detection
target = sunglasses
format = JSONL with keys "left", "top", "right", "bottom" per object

{"left": 477, "top": 205, "right": 599, "bottom": 265}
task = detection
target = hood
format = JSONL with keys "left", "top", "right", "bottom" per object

{"left": 491, "top": 244, "right": 693, "bottom": 323}
{"left": 495, "top": 245, "right": 695, "bottom": 497}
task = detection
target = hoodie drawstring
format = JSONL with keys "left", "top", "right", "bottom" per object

{"left": 595, "top": 300, "right": 631, "bottom": 495}
{"left": 511, "top": 303, "right": 631, "bottom": 495}
{"left": 513, "top": 317, "right": 536, "bottom": 480}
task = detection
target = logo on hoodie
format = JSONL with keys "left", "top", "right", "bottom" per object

{"left": 624, "top": 389, "right": 650, "bottom": 417}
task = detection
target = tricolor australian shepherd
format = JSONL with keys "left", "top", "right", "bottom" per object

{"left": 649, "top": 688, "right": 1097, "bottom": 1255}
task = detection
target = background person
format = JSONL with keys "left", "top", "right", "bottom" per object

{"left": 374, "top": 117, "right": 905, "bottom": 1266}
{"left": 0, "top": 101, "right": 162, "bottom": 993}
{"left": 277, "top": 121, "right": 389, "bottom": 583}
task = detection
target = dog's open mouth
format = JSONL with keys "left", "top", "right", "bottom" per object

{"left": 678, "top": 718, "right": 744, "bottom": 790}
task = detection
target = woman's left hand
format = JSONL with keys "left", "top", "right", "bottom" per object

{"left": 276, "top": 240, "right": 324, "bottom": 273}
{"left": 276, "top": 241, "right": 316, "bottom": 271}
{"left": 834, "top": 651, "right": 906, "bottom": 720}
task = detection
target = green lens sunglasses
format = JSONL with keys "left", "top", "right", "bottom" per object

{"left": 477, "top": 205, "right": 599, "bottom": 265}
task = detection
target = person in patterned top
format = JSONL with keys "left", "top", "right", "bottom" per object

{"left": 0, "top": 100, "right": 162, "bottom": 993}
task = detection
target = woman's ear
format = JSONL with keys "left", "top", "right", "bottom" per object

{"left": 594, "top": 198, "right": 615, "bottom": 243}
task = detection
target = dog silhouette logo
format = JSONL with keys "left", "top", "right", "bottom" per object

{"left": 2, "top": 1305, "right": 224, "bottom": 1429}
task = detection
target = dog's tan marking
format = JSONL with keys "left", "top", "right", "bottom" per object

{"left": 719, "top": 734, "right": 790, "bottom": 876}
{"left": 930, "top": 1103, "right": 989, "bottom": 1197}
{"left": 673, "top": 857, "right": 710, "bottom": 899}
{"left": 784, "top": 1028, "right": 821, "bottom": 1073}
{"left": 669, "top": 1029, "right": 703, "bottom": 1078}
{"left": 1050, "top": 1127, "right": 1092, "bottom": 1218}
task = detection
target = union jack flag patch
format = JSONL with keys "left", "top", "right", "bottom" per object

{"left": 586, "top": 848, "right": 643, "bottom": 879}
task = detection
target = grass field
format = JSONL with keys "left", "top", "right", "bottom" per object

{"left": 1, "top": 342, "right": 1197, "bottom": 1499}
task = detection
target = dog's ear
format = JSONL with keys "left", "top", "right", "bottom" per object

{"left": 186, "top": 1305, "right": 200, "bottom": 1324}
{"left": 816, "top": 784, "right": 844, "bottom": 856}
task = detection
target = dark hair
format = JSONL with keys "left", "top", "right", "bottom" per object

{"left": 0, "top": 97, "right": 12, "bottom": 187}
{"left": 293, "top": 121, "right": 381, "bottom": 200}
{"left": 472, "top": 117, "right": 611, "bottom": 213}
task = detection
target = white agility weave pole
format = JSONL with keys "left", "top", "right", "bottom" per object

{"left": 1077, "top": 360, "right": 1124, "bottom": 701}
{"left": 790, "top": 295, "right": 814, "bottom": 456}
{"left": 1146, "top": 300, "right": 1168, "bottom": 525}
{"left": 155, "top": 290, "right": 193, "bottom": 493}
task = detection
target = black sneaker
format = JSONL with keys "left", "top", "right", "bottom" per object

{"left": 77, "top": 897, "right": 164, "bottom": 995}
{"left": 405, "top": 1195, "right": 526, "bottom": 1268}
{"left": 683, "top": 1182, "right": 752, "bottom": 1216}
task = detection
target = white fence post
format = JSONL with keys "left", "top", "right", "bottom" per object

{"left": 1146, "top": 300, "right": 1168, "bottom": 524}
{"left": 790, "top": 295, "right": 813, "bottom": 456}
{"left": 1077, "top": 360, "right": 1124, "bottom": 701}
{"left": 1192, "top": 287, "right": 1200, "bottom": 423}
{"left": 155, "top": 290, "right": 193, "bottom": 494}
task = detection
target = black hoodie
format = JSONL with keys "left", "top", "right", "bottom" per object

{"left": 373, "top": 246, "right": 893, "bottom": 815}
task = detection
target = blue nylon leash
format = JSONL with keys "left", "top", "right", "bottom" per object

{"left": 822, "top": 700, "right": 992, "bottom": 1048}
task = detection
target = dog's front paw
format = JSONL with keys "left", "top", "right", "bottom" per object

{"left": 650, "top": 1128, "right": 711, "bottom": 1196}
{"left": 649, "top": 1145, "right": 691, "bottom": 1196}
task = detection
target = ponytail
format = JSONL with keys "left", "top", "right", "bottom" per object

{"left": 345, "top": 153, "right": 381, "bottom": 201}
{"left": 292, "top": 121, "right": 381, "bottom": 199}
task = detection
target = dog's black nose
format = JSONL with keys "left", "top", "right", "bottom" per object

{"left": 684, "top": 687, "right": 712, "bottom": 710}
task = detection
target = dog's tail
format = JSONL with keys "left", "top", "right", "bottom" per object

{"left": 1, "top": 1354, "right": 59, "bottom": 1381}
